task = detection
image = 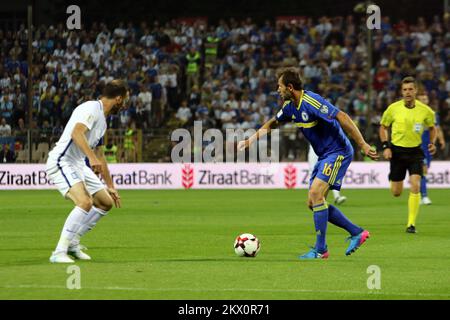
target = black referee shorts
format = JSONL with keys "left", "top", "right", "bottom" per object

{"left": 389, "top": 145, "right": 424, "bottom": 182}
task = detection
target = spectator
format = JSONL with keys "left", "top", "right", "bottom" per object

{"left": 0, "top": 143, "right": 15, "bottom": 163}
{"left": 175, "top": 100, "right": 192, "bottom": 126}
{"left": 150, "top": 76, "right": 164, "bottom": 127}
{"left": 185, "top": 46, "right": 201, "bottom": 93}
{"left": 137, "top": 85, "right": 152, "bottom": 127}
{"left": 13, "top": 118, "right": 27, "bottom": 150}
{"left": 0, "top": 95, "right": 13, "bottom": 121}
{"left": 0, "top": 118, "right": 12, "bottom": 137}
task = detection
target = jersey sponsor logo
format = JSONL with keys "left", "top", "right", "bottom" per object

{"left": 320, "top": 105, "right": 328, "bottom": 114}
{"left": 301, "top": 111, "right": 309, "bottom": 121}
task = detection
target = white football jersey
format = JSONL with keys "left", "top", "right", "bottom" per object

{"left": 48, "top": 100, "right": 107, "bottom": 167}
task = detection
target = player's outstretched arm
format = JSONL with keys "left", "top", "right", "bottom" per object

{"left": 95, "top": 146, "right": 121, "bottom": 208}
{"left": 71, "top": 123, "right": 103, "bottom": 174}
{"left": 336, "top": 111, "right": 379, "bottom": 160}
{"left": 238, "top": 117, "right": 278, "bottom": 151}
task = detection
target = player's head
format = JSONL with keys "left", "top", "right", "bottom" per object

{"left": 103, "top": 79, "right": 129, "bottom": 113}
{"left": 277, "top": 67, "right": 303, "bottom": 101}
{"left": 401, "top": 76, "right": 417, "bottom": 104}
{"left": 416, "top": 88, "right": 429, "bottom": 105}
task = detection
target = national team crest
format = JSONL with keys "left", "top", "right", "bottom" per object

{"left": 301, "top": 112, "right": 309, "bottom": 121}
{"left": 320, "top": 105, "right": 328, "bottom": 114}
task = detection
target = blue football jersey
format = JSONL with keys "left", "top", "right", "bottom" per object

{"left": 275, "top": 91, "right": 354, "bottom": 157}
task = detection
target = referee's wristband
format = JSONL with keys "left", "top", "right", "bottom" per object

{"left": 381, "top": 141, "right": 390, "bottom": 150}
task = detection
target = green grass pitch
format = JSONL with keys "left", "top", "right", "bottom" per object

{"left": 0, "top": 189, "right": 449, "bottom": 300}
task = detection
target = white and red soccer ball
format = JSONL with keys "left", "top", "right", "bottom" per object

{"left": 234, "top": 233, "right": 260, "bottom": 257}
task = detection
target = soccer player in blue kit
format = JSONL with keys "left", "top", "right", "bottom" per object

{"left": 416, "top": 91, "right": 446, "bottom": 205}
{"left": 238, "top": 68, "right": 379, "bottom": 259}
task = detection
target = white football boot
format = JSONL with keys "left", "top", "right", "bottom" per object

{"left": 49, "top": 252, "right": 75, "bottom": 263}
{"left": 334, "top": 196, "right": 347, "bottom": 205}
{"left": 68, "top": 244, "right": 91, "bottom": 260}
{"left": 420, "top": 197, "right": 432, "bottom": 205}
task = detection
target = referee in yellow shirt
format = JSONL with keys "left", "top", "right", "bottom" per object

{"left": 379, "top": 77, "right": 436, "bottom": 233}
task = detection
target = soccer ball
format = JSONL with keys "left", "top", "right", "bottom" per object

{"left": 234, "top": 233, "right": 260, "bottom": 257}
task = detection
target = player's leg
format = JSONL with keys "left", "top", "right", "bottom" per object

{"left": 309, "top": 146, "right": 346, "bottom": 204}
{"left": 332, "top": 189, "right": 346, "bottom": 205}
{"left": 46, "top": 161, "right": 93, "bottom": 263}
{"left": 69, "top": 167, "right": 114, "bottom": 257}
{"left": 300, "top": 177, "right": 330, "bottom": 259}
{"left": 51, "top": 182, "right": 93, "bottom": 263}
{"left": 323, "top": 154, "right": 369, "bottom": 255}
{"left": 420, "top": 156, "right": 431, "bottom": 205}
{"left": 407, "top": 173, "right": 422, "bottom": 233}
{"left": 71, "top": 189, "right": 113, "bottom": 246}
{"left": 389, "top": 155, "right": 407, "bottom": 197}
{"left": 405, "top": 152, "right": 423, "bottom": 233}
{"left": 301, "top": 153, "right": 347, "bottom": 259}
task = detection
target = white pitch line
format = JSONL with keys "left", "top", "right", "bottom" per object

{"left": 1, "top": 285, "right": 449, "bottom": 298}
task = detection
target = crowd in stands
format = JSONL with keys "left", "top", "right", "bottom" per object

{"left": 0, "top": 14, "right": 449, "bottom": 162}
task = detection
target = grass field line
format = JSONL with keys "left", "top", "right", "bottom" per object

{"left": 2, "top": 284, "right": 449, "bottom": 298}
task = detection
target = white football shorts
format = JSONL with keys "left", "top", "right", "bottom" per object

{"left": 46, "top": 159, "right": 105, "bottom": 197}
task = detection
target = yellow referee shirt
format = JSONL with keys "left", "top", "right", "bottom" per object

{"left": 380, "top": 99, "right": 435, "bottom": 148}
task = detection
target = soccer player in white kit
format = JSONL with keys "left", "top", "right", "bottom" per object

{"left": 46, "top": 80, "right": 129, "bottom": 263}
{"left": 308, "top": 144, "right": 347, "bottom": 205}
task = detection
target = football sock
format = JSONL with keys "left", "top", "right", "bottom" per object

{"left": 420, "top": 176, "right": 427, "bottom": 198}
{"left": 332, "top": 190, "right": 341, "bottom": 199}
{"left": 408, "top": 192, "right": 420, "bottom": 227}
{"left": 312, "top": 202, "right": 328, "bottom": 253}
{"left": 71, "top": 206, "right": 108, "bottom": 248}
{"left": 328, "top": 205, "right": 363, "bottom": 236}
{"left": 55, "top": 206, "right": 89, "bottom": 253}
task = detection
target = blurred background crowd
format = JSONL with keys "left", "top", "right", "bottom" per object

{"left": 0, "top": 13, "right": 449, "bottom": 162}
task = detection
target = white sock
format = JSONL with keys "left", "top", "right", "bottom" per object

{"left": 332, "top": 190, "right": 341, "bottom": 199}
{"left": 54, "top": 206, "right": 89, "bottom": 254}
{"left": 70, "top": 206, "right": 108, "bottom": 248}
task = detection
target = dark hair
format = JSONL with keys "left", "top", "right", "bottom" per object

{"left": 401, "top": 76, "right": 416, "bottom": 87}
{"left": 102, "top": 79, "right": 128, "bottom": 98}
{"left": 277, "top": 67, "right": 303, "bottom": 90}
{"left": 416, "top": 87, "right": 427, "bottom": 96}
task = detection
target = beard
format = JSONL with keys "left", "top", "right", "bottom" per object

{"left": 110, "top": 103, "right": 123, "bottom": 114}
{"left": 281, "top": 92, "right": 293, "bottom": 101}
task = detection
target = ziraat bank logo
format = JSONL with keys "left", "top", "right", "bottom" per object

{"left": 0, "top": 170, "right": 52, "bottom": 186}
{"left": 343, "top": 169, "right": 380, "bottom": 185}
{"left": 109, "top": 170, "right": 172, "bottom": 186}
{"left": 284, "top": 164, "right": 297, "bottom": 189}
{"left": 182, "top": 164, "right": 194, "bottom": 189}
{"left": 197, "top": 169, "right": 275, "bottom": 186}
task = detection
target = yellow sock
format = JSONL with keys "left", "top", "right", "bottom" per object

{"left": 407, "top": 192, "right": 420, "bottom": 227}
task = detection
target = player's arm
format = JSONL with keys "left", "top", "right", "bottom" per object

{"left": 437, "top": 125, "right": 446, "bottom": 150}
{"left": 379, "top": 124, "right": 392, "bottom": 160}
{"left": 238, "top": 117, "right": 279, "bottom": 151}
{"left": 71, "top": 123, "right": 102, "bottom": 174}
{"left": 95, "top": 146, "right": 121, "bottom": 208}
{"left": 428, "top": 126, "right": 437, "bottom": 155}
{"left": 336, "top": 111, "right": 379, "bottom": 160}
